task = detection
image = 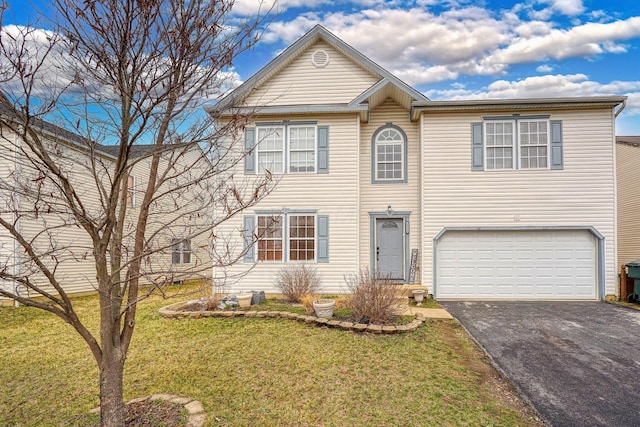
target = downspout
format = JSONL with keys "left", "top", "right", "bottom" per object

{"left": 13, "top": 131, "right": 21, "bottom": 307}
{"left": 614, "top": 99, "right": 626, "bottom": 117}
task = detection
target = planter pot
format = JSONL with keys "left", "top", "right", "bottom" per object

{"left": 313, "top": 298, "right": 335, "bottom": 318}
{"left": 412, "top": 289, "right": 426, "bottom": 306}
{"left": 237, "top": 293, "right": 253, "bottom": 308}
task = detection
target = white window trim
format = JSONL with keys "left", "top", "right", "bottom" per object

{"left": 255, "top": 124, "right": 319, "bottom": 175}
{"left": 484, "top": 120, "right": 515, "bottom": 171}
{"left": 171, "top": 238, "right": 192, "bottom": 265}
{"left": 375, "top": 138, "right": 405, "bottom": 181}
{"left": 483, "top": 118, "right": 551, "bottom": 171}
{"left": 256, "top": 214, "right": 284, "bottom": 263}
{"left": 255, "top": 213, "right": 317, "bottom": 263}
{"left": 288, "top": 124, "right": 318, "bottom": 174}
{"left": 517, "top": 119, "right": 550, "bottom": 170}
{"left": 256, "top": 126, "right": 285, "bottom": 174}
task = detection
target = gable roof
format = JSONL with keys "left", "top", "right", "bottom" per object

{"left": 209, "top": 25, "right": 429, "bottom": 119}
{"left": 617, "top": 136, "right": 640, "bottom": 147}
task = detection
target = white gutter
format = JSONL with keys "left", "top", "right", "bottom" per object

{"left": 615, "top": 98, "right": 626, "bottom": 117}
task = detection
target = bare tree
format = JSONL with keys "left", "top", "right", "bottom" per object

{"left": 0, "top": 0, "right": 272, "bottom": 425}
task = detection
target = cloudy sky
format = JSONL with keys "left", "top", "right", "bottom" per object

{"left": 7, "top": 0, "right": 640, "bottom": 134}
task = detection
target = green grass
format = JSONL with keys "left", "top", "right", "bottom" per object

{"left": 0, "top": 293, "right": 537, "bottom": 426}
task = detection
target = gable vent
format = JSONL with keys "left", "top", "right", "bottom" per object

{"left": 311, "top": 49, "right": 330, "bottom": 68}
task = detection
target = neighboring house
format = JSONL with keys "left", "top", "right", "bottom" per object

{"left": 0, "top": 112, "right": 212, "bottom": 301}
{"left": 616, "top": 136, "right": 640, "bottom": 266}
{"left": 211, "top": 25, "right": 625, "bottom": 301}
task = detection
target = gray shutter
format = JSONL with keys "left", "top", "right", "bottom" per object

{"left": 471, "top": 122, "right": 483, "bottom": 170}
{"left": 317, "top": 126, "right": 329, "bottom": 173}
{"left": 317, "top": 215, "right": 329, "bottom": 263}
{"left": 243, "top": 216, "right": 255, "bottom": 262}
{"left": 244, "top": 128, "right": 256, "bottom": 174}
{"left": 550, "top": 120, "right": 563, "bottom": 170}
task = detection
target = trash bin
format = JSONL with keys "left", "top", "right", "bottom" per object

{"left": 625, "top": 259, "right": 640, "bottom": 302}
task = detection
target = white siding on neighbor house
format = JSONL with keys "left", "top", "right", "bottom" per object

{"left": 243, "top": 40, "right": 380, "bottom": 107}
{"left": 0, "top": 127, "right": 214, "bottom": 301}
{"left": 421, "top": 108, "right": 618, "bottom": 297}
{"left": 127, "top": 147, "right": 214, "bottom": 285}
{"left": 359, "top": 99, "right": 421, "bottom": 278}
{"left": 6, "top": 135, "right": 106, "bottom": 297}
{"left": 214, "top": 114, "right": 361, "bottom": 294}
{"left": 616, "top": 141, "right": 640, "bottom": 266}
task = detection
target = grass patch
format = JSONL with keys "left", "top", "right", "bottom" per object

{"left": 0, "top": 292, "right": 538, "bottom": 426}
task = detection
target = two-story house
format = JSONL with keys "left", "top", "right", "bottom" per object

{"left": 0, "top": 111, "right": 213, "bottom": 302}
{"left": 211, "top": 25, "right": 625, "bottom": 301}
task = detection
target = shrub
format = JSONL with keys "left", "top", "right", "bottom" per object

{"left": 344, "top": 268, "right": 405, "bottom": 324}
{"left": 275, "top": 264, "right": 321, "bottom": 302}
{"left": 300, "top": 293, "right": 318, "bottom": 314}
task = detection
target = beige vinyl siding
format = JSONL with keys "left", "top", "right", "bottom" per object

{"left": 617, "top": 141, "right": 640, "bottom": 265}
{"left": 244, "top": 41, "right": 380, "bottom": 107}
{"left": 0, "top": 128, "right": 213, "bottom": 300}
{"left": 11, "top": 138, "right": 105, "bottom": 297}
{"left": 359, "top": 99, "right": 421, "bottom": 276}
{"left": 213, "top": 114, "right": 361, "bottom": 294}
{"left": 421, "top": 108, "right": 617, "bottom": 296}
{"left": 126, "top": 148, "right": 214, "bottom": 285}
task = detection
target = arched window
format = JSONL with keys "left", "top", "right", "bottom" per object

{"left": 372, "top": 124, "right": 407, "bottom": 183}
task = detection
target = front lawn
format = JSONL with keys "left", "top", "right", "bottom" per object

{"left": 0, "top": 292, "right": 539, "bottom": 426}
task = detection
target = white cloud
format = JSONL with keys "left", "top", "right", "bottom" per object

{"left": 485, "top": 17, "right": 640, "bottom": 66}
{"left": 536, "top": 64, "right": 554, "bottom": 72}
{"left": 540, "top": 0, "right": 585, "bottom": 16}
{"left": 425, "top": 73, "right": 640, "bottom": 116}
{"left": 259, "top": 5, "right": 640, "bottom": 86}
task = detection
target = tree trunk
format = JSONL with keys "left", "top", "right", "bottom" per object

{"left": 99, "top": 353, "right": 125, "bottom": 426}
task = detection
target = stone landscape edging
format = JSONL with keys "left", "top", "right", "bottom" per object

{"left": 89, "top": 393, "right": 205, "bottom": 427}
{"left": 159, "top": 301, "right": 425, "bottom": 334}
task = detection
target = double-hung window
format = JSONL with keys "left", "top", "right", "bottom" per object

{"left": 171, "top": 239, "right": 191, "bottom": 264}
{"left": 256, "top": 214, "right": 315, "bottom": 262}
{"left": 288, "top": 215, "right": 315, "bottom": 261}
{"left": 257, "top": 215, "right": 284, "bottom": 261}
{"left": 243, "top": 212, "right": 329, "bottom": 263}
{"left": 244, "top": 122, "right": 329, "bottom": 175}
{"left": 256, "top": 127, "right": 285, "bottom": 174}
{"left": 519, "top": 120, "right": 548, "bottom": 169}
{"left": 473, "top": 116, "right": 562, "bottom": 171}
{"left": 485, "top": 121, "right": 515, "bottom": 170}
{"left": 289, "top": 126, "right": 316, "bottom": 173}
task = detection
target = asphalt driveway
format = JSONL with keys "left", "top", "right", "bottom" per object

{"left": 440, "top": 301, "right": 640, "bottom": 427}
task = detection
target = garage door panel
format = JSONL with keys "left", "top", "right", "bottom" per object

{"left": 436, "top": 230, "right": 597, "bottom": 300}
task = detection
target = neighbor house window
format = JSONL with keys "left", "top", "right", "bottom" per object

{"left": 126, "top": 175, "right": 135, "bottom": 207}
{"left": 171, "top": 239, "right": 191, "bottom": 264}
{"left": 257, "top": 215, "right": 283, "bottom": 261}
{"left": 372, "top": 124, "right": 408, "bottom": 183}
{"left": 256, "top": 127, "right": 285, "bottom": 174}
{"left": 289, "top": 215, "right": 315, "bottom": 261}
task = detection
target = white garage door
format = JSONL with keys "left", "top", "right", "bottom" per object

{"left": 436, "top": 230, "right": 597, "bottom": 300}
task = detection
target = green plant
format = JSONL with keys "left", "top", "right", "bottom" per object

{"left": 343, "top": 268, "right": 404, "bottom": 324}
{"left": 275, "top": 264, "right": 321, "bottom": 302}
